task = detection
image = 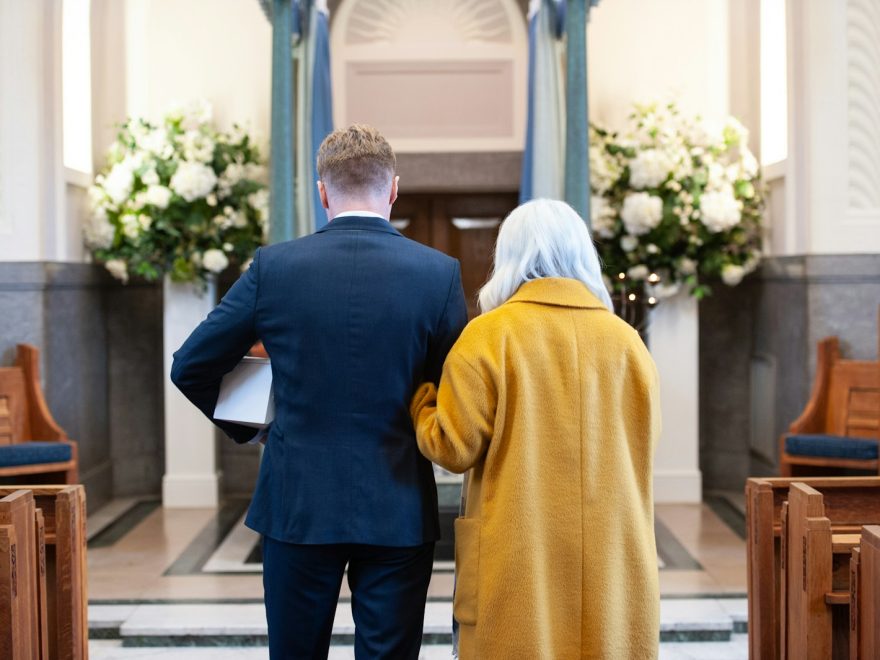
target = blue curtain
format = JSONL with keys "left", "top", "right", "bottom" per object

{"left": 264, "top": 0, "right": 334, "bottom": 242}
{"left": 519, "top": 0, "right": 566, "bottom": 204}
{"left": 520, "top": 0, "right": 600, "bottom": 227}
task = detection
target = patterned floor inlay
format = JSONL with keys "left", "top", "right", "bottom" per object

{"left": 145, "top": 499, "right": 700, "bottom": 575}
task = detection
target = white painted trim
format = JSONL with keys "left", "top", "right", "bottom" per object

{"left": 653, "top": 469, "right": 703, "bottom": 504}
{"left": 65, "top": 166, "right": 92, "bottom": 188}
{"left": 762, "top": 159, "right": 787, "bottom": 182}
{"left": 162, "top": 474, "right": 221, "bottom": 510}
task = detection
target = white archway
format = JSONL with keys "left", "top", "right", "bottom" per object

{"left": 331, "top": 0, "right": 528, "bottom": 152}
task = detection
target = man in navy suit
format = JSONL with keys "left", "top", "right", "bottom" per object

{"left": 171, "top": 124, "right": 468, "bottom": 659}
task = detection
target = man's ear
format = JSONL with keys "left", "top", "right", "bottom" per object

{"left": 317, "top": 181, "right": 330, "bottom": 209}
{"left": 389, "top": 175, "right": 399, "bottom": 205}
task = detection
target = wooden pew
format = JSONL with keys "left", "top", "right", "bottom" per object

{"left": 34, "top": 508, "right": 49, "bottom": 660}
{"left": 0, "top": 524, "right": 23, "bottom": 658}
{"left": 782, "top": 483, "right": 863, "bottom": 659}
{"left": 0, "top": 344, "right": 79, "bottom": 484}
{"left": 779, "top": 336, "right": 880, "bottom": 477}
{"left": 850, "top": 525, "right": 880, "bottom": 659}
{"left": 0, "top": 491, "right": 39, "bottom": 658}
{"left": 0, "top": 485, "right": 88, "bottom": 660}
{"left": 746, "top": 476, "right": 880, "bottom": 660}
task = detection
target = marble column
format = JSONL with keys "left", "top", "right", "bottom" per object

{"left": 269, "top": 0, "right": 296, "bottom": 244}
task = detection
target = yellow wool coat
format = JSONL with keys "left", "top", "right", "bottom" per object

{"left": 411, "top": 278, "right": 661, "bottom": 659}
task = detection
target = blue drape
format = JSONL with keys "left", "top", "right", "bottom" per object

{"left": 310, "top": 5, "right": 333, "bottom": 230}
{"left": 264, "top": 0, "right": 333, "bottom": 242}
{"left": 520, "top": 0, "right": 600, "bottom": 227}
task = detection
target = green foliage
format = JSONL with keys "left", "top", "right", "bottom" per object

{"left": 589, "top": 103, "right": 766, "bottom": 302}
{"left": 84, "top": 100, "right": 269, "bottom": 286}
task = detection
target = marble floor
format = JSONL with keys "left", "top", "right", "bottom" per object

{"left": 87, "top": 494, "right": 747, "bottom": 602}
{"left": 85, "top": 492, "right": 748, "bottom": 658}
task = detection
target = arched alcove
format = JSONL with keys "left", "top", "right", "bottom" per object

{"left": 331, "top": 0, "right": 528, "bottom": 153}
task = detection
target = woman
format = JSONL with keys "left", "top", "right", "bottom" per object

{"left": 411, "top": 199, "right": 660, "bottom": 659}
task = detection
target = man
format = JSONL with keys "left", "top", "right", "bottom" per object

{"left": 171, "top": 124, "right": 468, "bottom": 659}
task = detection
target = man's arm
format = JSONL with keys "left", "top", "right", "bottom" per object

{"left": 170, "top": 248, "right": 262, "bottom": 444}
{"left": 424, "top": 260, "right": 468, "bottom": 385}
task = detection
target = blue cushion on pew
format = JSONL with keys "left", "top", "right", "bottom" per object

{"left": 0, "top": 442, "right": 72, "bottom": 467}
{"left": 785, "top": 434, "right": 879, "bottom": 461}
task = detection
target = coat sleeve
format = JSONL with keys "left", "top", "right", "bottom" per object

{"left": 170, "top": 248, "right": 262, "bottom": 444}
{"left": 423, "top": 261, "right": 468, "bottom": 385}
{"left": 410, "top": 350, "right": 495, "bottom": 473}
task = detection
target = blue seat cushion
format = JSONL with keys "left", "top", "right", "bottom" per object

{"left": 785, "top": 434, "right": 879, "bottom": 461}
{"left": 0, "top": 441, "right": 72, "bottom": 468}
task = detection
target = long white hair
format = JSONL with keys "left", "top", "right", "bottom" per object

{"left": 478, "top": 199, "right": 613, "bottom": 313}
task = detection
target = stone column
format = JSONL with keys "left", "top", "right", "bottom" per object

{"left": 269, "top": 0, "right": 296, "bottom": 244}
{"left": 564, "top": 0, "right": 590, "bottom": 224}
{"left": 649, "top": 294, "right": 702, "bottom": 503}
{"left": 162, "top": 278, "right": 220, "bottom": 508}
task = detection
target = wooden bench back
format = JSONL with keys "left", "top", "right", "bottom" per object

{"left": 0, "top": 368, "right": 29, "bottom": 446}
{"left": 746, "top": 476, "right": 880, "bottom": 660}
{"left": 827, "top": 360, "right": 880, "bottom": 439}
{"left": 0, "top": 486, "right": 87, "bottom": 660}
{"left": 850, "top": 526, "right": 880, "bottom": 660}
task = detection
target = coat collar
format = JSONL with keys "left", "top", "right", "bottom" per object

{"left": 507, "top": 278, "right": 608, "bottom": 310}
{"left": 316, "top": 214, "right": 402, "bottom": 237}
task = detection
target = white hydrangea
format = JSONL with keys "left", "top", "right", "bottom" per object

{"left": 677, "top": 257, "right": 697, "bottom": 275}
{"left": 103, "top": 162, "right": 135, "bottom": 206}
{"left": 120, "top": 213, "right": 141, "bottom": 240}
{"left": 620, "top": 192, "right": 663, "bottom": 236}
{"left": 700, "top": 188, "right": 742, "bottom": 233}
{"left": 589, "top": 146, "right": 619, "bottom": 194}
{"left": 628, "top": 149, "right": 675, "bottom": 189}
{"left": 590, "top": 196, "right": 616, "bottom": 239}
{"left": 83, "top": 207, "right": 115, "bottom": 250}
{"left": 180, "top": 130, "right": 215, "bottom": 163}
{"left": 620, "top": 235, "right": 639, "bottom": 252}
{"left": 139, "top": 128, "right": 170, "bottom": 156}
{"left": 142, "top": 168, "right": 160, "bottom": 186}
{"left": 170, "top": 161, "right": 217, "bottom": 202}
{"left": 202, "top": 248, "right": 229, "bottom": 273}
{"left": 105, "top": 259, "right": 129, "bottom": 283}
{"left": 706, "top": 162, "right": 729, "bottom": 191}
{"left": 180, "top": 99, "right": 213, "bottom": 131}
{"left": 627, "top": 265, "right": 649, "bottom": 281}
{"left": 721, "top": 264, "right": 745, "bottom": 286}
{"left": 245, "top": 163, "right": 268, "bottom": 184}
{"left": 740, "top": 147, "right": 759, "bottom": 178}
{"left": 248, "top": 189, "right": 270, "bottom": 227}
{"left": 145, "top": 185, "right": 172, "bottom": 210}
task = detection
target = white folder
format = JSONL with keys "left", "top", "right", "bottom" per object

{"left": 213, "top": 357, "right": 275, "bottom": 428}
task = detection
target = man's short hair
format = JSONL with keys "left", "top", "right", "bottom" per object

{"left": 316, "top": 124, "right": 397, "bottom": 196}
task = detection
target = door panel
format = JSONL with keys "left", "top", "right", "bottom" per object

{"left": 392, "top": 193, "right": 517, "bottom": 319}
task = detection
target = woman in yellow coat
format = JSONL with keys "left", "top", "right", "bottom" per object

{"left": 411, "top": 199, "right": 661, "bottom": 659}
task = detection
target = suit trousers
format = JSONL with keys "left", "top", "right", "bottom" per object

{"left": 261, "top": 536, "right": 435, "bottom": 659}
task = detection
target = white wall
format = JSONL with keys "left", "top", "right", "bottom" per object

{"left": 587, "top": 0, "right": 731, "bottom": 129}
{"left": 0, "top": 0, "right": 65, "bottom": 262}
{"left": 122, "top": 0, "right": 271, "bottom": 145}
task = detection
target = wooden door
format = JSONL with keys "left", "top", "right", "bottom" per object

{"left": 392, "top": 193, "right": 517, "bottom": 318}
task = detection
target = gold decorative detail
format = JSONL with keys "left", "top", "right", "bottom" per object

{"left": 346, "top": 0, "right": 512, "bottom": 46}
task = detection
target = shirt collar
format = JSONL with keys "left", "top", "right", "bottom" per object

{"left": 506, "top": 278, "right": 609, "bottom": 310}
{"left": 316, "top": 214, "right": 402, "bottom": 236}
{"left": 333, "top": 210, "right": 386, "bottom": 220}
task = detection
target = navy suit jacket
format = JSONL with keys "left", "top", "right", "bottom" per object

{"left": 171, "top": 215, "right": 468, "bottom": 546}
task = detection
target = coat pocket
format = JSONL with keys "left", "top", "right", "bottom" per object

{"left": 453, "top": 517, "right": 480, "bottom": 625}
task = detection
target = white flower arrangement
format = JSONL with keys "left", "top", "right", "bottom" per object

{"left": 84, "top": 100, "right": 268, "bottom": 286}
{"left": 591, "top": 103, "right": 764, "bottom": 302}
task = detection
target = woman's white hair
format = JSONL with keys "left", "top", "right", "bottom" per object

{"left": 478, "top": 198, "right": 614, "bottom": 313}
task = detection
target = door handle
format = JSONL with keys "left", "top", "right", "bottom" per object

{"left": 451, "top": 218, "right": 501, "bottom": 230}
{"left": 390, "top": 219, "right": 411, "bottom": 230}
